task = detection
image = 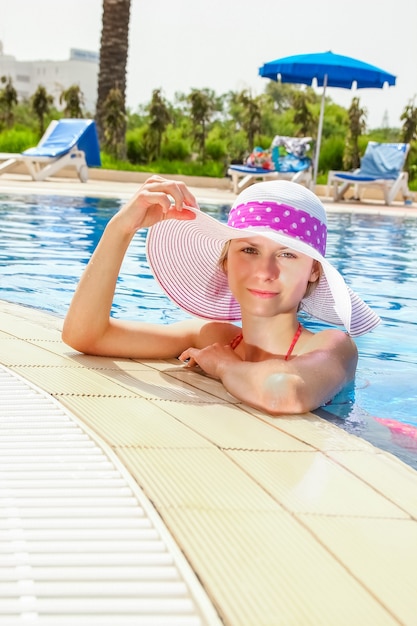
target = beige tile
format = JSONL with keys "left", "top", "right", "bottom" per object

{"left": 328, "top": 450, "right": 417, "bottom": 518}
{"left": 139, "top": 359, "right": 241, "bottom": 404}
{"left": 31, "top": 339, "right": 88, "bottom": 358}
{"left": 152, "top": 399, "right": 313, "bottom": 451}
{"left": 0, "top": 302, "right": 63, "bottom": 331}
{"left": 163, "top": 367, "right": 239, "bottom": 402}
{"left": 227, "top": 450, "right": 408, "bottom": 518}
{"left": 160, "top": 508, "right": 398, "bottom": 626}
{"left": 60, "top": 396, "right": 212, "bottom": 448}
{"left": 0, "top": 338, "right": 74, "bottom": 367}
{"left": 0, "top": 311, "right": 61, "bottom": 340}
{"left": 6, "top": 365, "right": 136, "bottom": 397}
{"left": 241, "top": 406, "right": 376, "bottom": 451}
{"left": 23, "top": 339, "right": 175, "bottom": 371}
{"left": 115, "top": 447, "right": 279, "bottom": 511}
{"left": 134, "top": 358, "right": 183, "bottom": 370}
{"left": 98, "top": 368, "right": 225, "bottom": 403}
{"left": 57, "top": 351, "right": 157, "bottom": 371}
{"left": 0, "top": 337, "right": 160, "bottom": 371}
{"left": 299, "top": 514, "right": 417, "bottom": 626}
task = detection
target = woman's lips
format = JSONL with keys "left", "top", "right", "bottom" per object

{"left": 248, "top": 289, "right": 278, "bottom": 299}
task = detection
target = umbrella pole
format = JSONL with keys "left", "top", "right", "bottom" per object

{"left": 313, "top": 73, "right": 328, "bottom": 187}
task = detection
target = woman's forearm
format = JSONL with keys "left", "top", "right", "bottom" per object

{"left": 179, "top": 343, "right": 310, "bottom": 415}
{"left": 218, "top": 343, "right": 353, "bottom": 416}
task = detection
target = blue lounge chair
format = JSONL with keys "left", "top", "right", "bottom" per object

{"left": 327, "top": 142, "right": 411, "bottom": 205}
{"left": 227, "top": 136, "right": 312, "bottom": 194}
{"left": 227, "top": 163, "right": 279, "bottom": 194}
{"left": 0, "top": 118, "right": 101, "bottom": 182}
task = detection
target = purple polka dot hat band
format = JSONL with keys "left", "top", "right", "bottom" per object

{"left": 228, "top": 201, "right": 327, "bottom": 256}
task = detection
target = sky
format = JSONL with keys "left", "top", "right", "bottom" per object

{"left": 0, "top": 0, "right": 416, "bottom": 129}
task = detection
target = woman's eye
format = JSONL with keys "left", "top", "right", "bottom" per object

{"left": 280, "top": 251, "right": 296, "bottom": 258}
{"left": 242, "top": 247, "right": 258, "bottom": 254}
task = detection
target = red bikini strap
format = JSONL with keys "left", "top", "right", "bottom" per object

{"left": 230, "top": 333, "right": 243, "bottom": 350}
{"left": 285, "top": 322, "right": 302, "bottom": 361}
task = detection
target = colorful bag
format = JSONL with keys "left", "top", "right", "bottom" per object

{"left": 245, "top": 146, "right": 273, "bottom": 170}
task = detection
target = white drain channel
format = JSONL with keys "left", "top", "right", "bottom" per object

{"left": 0, "top": 365, "right": 221, "bottom": 625}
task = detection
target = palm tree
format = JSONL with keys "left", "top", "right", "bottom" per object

{"left": 0, "top": 76, "right": 18, "bottom": 129}
{"left": 230, "top": 89, "right": 262, "bottom": 152}
{"left": 102, "top": 86, "right": 127, "bottom": 159}
{"left": 31, "top": 85, "right": 54, "bottom": 136}
{"left": 400, "top": 98, "right": 417, "bottom": 178}
{"left": 60, "top": 85, "right": 85, "bottom": 118}
{"left": 343, "top": 97, "right": 367, "bottom": 170}
{"left": 96, "top": 0, "right": 131, "bottom": 146}
{"left": 186, "top": 88, "right": 221, "bottom": 163}
{"left": 400, "top": 98, "right": 417, "bottom": 144}
{"left": 292, "top": 89, "right": 316, "bottom": 138}
{"left": 147, "top": 89, "right": 171, "bottom": 160}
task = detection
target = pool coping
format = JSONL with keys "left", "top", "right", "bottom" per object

{"left": 1, "top": 299, "right": 417, "bottom": 625}
{"left": 0, "top": 171, "right": 417, "bottom": 218}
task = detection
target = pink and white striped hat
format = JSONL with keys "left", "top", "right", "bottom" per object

{"left": 146, "top": 180, "right": 380, "bottom": 336}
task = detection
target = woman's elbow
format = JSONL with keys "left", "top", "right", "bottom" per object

{"left": 61, "top": 330, "right": 87, "bottom": 354}
{"left": 61, "top": 320, "right": 96, "bottom": 354}
{"left": 260, "top": 373, "right": 312, "bottom": 416}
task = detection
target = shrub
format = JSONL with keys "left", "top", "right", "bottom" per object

{"left": 126, "top": 127, "right": 147, "bottom": 164}
{"left": 252, "top": 134, "right": 273, "bottom": 150}
{"left": 0, "top": 128, "right": 37, "bottom": 152}
{"left": 226, "top": 129, "right": 250, "bottom": 164}
{"left": 272, "top": 110, "right": 299, "bottom": 138}
{"left": 149, "top": 159, "right": 224, "bottom": 177}
{"left": 407, "top": 141, "right": 417, "bottom": 184}
{"left": 318, "top": 136, "right": 345, "bottom": 173}
{"left": 160, "top": 136, "right": 191, "bottom": 161}
{"left": 205, "top": 138, "right": 227, "bottom": 161}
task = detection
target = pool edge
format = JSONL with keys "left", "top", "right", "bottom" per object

{"left": 1, "top": 299, "right": 417, "bottom": 625}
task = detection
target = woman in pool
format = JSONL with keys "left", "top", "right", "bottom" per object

{"left": 63, "top": 175, "right": 380, "bottom": 415}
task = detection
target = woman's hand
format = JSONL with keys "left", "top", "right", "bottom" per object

{"left": 179, "top": 343, "right": 243, "bottom": 379}
{"left": 114, "top": 175, "right": 199, "bottom": 235}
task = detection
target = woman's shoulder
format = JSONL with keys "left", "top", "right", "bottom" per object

{"left": 301, "top": 327, "right": 358, "bottom": 355}
{"left": 195, "top": 320, "right": 241, "bottom": 348}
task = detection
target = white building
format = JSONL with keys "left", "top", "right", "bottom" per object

{"left": 0, "top": 42, "right": 99, "bottom": 115}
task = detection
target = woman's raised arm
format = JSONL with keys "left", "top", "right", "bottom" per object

{"left": 62, "top": 176, "right": 198, "bottom": 356}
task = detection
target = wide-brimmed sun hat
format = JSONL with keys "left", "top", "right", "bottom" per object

{"left": 146, "top": 180, "right": 380, "bottom": 336}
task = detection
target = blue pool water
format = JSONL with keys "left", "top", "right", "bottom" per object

{"left": 1, "top": 192, "right": 417, "bottom": 470}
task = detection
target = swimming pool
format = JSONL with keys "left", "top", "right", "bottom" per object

{"left": 1, "top": 192, "right": 417, "bottom": 470}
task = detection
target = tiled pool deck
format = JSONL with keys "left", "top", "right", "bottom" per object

{"left": 1, "top": 173, "right": 417, "bottom": 625}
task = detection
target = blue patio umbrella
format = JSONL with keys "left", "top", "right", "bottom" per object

{"left": 259, "top": 51, "right": 396, "bottom": 184}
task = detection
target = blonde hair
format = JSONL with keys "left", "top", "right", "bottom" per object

{"left": 217, "top": 241, "right": 230, "bottom": 272}
{"left": 304, "top": 260, "right": 322, "bottom": 298}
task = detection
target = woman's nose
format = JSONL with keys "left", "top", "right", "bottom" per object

{"left": 256, "top": 256, "right": 279, "bottom": 280}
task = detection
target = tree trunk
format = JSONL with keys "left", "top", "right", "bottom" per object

{"left": 96, "top": 0, "right": 131, "bottom": 144}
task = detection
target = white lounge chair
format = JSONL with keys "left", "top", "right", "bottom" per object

{"left": 227, "top": 136, "right": 312, "bottom": 194}
{"left": 0, "top": 118, "right": 101, "bottom": 182}
{"left": 327, "top": 142, "right": 411, "bottom": 205}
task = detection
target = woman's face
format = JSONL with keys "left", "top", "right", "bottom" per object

{"left": 224, "top": 236, "right": 320, "bottom": 318}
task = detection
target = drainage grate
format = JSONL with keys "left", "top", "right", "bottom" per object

{"left": 0, "top": 365, "right": 220, "bottom": 625}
